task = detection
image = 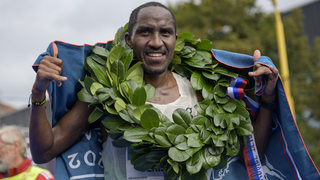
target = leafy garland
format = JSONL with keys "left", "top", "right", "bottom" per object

{"left": 77, "top": 24, "right": 254, "bottom": 180}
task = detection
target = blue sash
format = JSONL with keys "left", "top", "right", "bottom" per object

{"left": 33, "top": 41, "right": 112, "bottom": 180}
{"left": 209, "top": 49, "right": 320, "bottom": 180}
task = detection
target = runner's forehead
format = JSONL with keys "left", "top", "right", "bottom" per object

{"left": 135, "top": 6, "right": 175, "bottom": 29}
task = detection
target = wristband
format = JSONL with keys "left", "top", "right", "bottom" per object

{"left": 31, "top": 96, "right": 46, "bottom": 106}
{"left": 259, "top": 98, "right": 277, "bottom": 110}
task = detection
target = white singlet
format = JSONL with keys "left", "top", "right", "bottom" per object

{"left": 102, "top": 72, "right": 198, "bottom": 180}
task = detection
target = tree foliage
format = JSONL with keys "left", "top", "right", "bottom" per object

{"left": 169, "top": 0, "right": 320, "bottom": 170}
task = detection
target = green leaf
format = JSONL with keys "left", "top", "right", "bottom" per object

{"left": 122, "top": 50, "right": 134, "bottom": 71}
{"left": 171, "top": 54, "right": 182, "bottom": 64}
{"left": 222, "top": 101, "right": 237, "bottom": 113}
{"left": 214, "top": 95, "right": 229, "bottom": 104}
{"left": 175, "top": 134, "right": 187, "bottom": 145}
{"left": 184, "top": 167, "right": 207, "bottom": 180}
{"left": 108, "top": 46, "right": 126, "bottom": 64}
{"left": 181, "top": 46, "right": 196, "bottom": 57}
{"left": 118, "top": 109, "right": 135, "bottom": 123}
{"left": 211, "top": 134, "right": 225, "bottom": 147}
{"left": 199, "top": 50, "right": 213, "bottom": 59}
{"left": 201, "top": 129, "right": 212, "bottom": 144}
{"left": 230, "top": 113, "right": 240, "bottom": 126}
{"left": 115, "top": 26, "right": 125, "bottom": 46}
{"left": 190, "top": 71, "right": 205, "bottom": 90}
{"left": 226, "top": 142, "right": 240, "bottom": 157}
{"left": 103, "top": 103, "right": 118, "bottom": 115}
{"left": 127, "top": 104, "right": 141, "bottom": 124}
{"left": 213, "top": 113, "right": 227, "bottom": 128}
{"left": 107, "top": 71, "right": 117, "bottom": 87}
{"left": 163, "top": 163, "right": 178, "bottom": 180}
{"left": 235, "top": 120, "right": 253, "bottom": 136}
{"left": 132, "top": 86, "right": 147, "bottom": 106}
{"left": 210, "top": 125, "right": 225, "bottom": 135}
{"left": 185, "top": 146, "right": 201, "bottom": 157}
{"left": 84, "top": 75, "right": 96, "bottom": 96}
{"left": 184, "top": 59, "right": 207, "bottom": 68}
{"left": 97, "top": 91, "right": 111, "bottom": 103}
{"left": 131, "top": 143, "right": 151, "bottom": 157}
{"left": 88, "top": 108, "right": 103, "bottom": 123}
{"left": 119, "top": 81, "right": 131, "bottom": 103}
{"left": 205, "top": 102, "right": 218, "bottom": 118}
{"left": 110, "top": 60, "right": 125, "bottom": 82}
{"left": 133, "top": 104, "right": 150, "bottom": 121}
{"left": 175, "top": 141, "right": 189, "bottom": 151}
{"left": 168, "top": 147, "right": 191, "bottom": 162}
{"left": 234, "top": 105, "right": 250, "bottom": 118}
{"left": 212, "top": 66, "right": 229, "bottom": 74}
{"left": 133, "top": 155, "right": 154, "bottom": 171}
{"left": 202, "top": 81, "right": 214, "bottom": 100}
{"left": 145, "top": 150, "right": 166, "bottom": 163}
{"left": 186, "top": 149, "right": 203, "bottom": 174}
{"left": 207, "top": 146, "right": 224, "bottom": 156}
{"left": 126, "top": 79, "right": 139, "bottom": 94}
{"left": 175, "top": 37, "right": 185, "bottom": 52}
{"left": 172, "top": 64, "right": 191, "bottom": 77}
{"left": 92, "top": 54, "right": 107, "bottom": 65}
{"left": 213, "top": 153, "right": 228, "bottom": 170}
{"left": 112, "top": 138, "right": 131, "bottom": 148}
{"left": 123, "top": 127, "right": 148, "bottom": 143}
{"left": 228, "top": 130, "right": 238, "bottom": 145}
{"left": 202, "top": 71, "right": 220, "bottom": 81}
{"left": 77, "top": 88, "right": 96, "bottom": 103}
{"left": 86, "top": 56, "right": 111, "bottom": 87}
{"left": 204, "top": 147, "right": 221, "bottom": 168}
{"left": 220, "top": 71, "right": 238, "bottom": 80}
{"left": 172, "top": 108, "right": 192, "bottom": 129}
{"left": 178, "top": 32, "right": 194, "bottom": 40}
{"left": 194, "top": 99, "right": 211, "bottom": 115}
{"left": 167, "top": 159, "right": 180, "bottom": 174}
{"left": 92, "top": 46, "right": 109, "bottom": 59}
{"left": 154, "top": 127, "right": 172, "bottom": 147}
{"left": 114, "top": 97, "right": 127, "bottom": 113}
{"left": 107, "top": 130, "right": 123, "bottom": 140}
{"left": 185, "top": 133, "right": 204, "bottom": 148}
{"left": 124, "top": 62, "right": 144, "bottom": 84}
{"left": 102, "top": 115, "right": 131, "bottom": 130}
{"left": 196, "top": 39, "right": 212, "bottom": 51}
{"left": 166, "top": 124, "right": 186, "bottom": 145}
{"left": 213, "top": 85, "right": 226, "bottom": 97}
{"left": 144, "top": 84, "right": 156, "bottom": 100}
{"left": 140, "top": 109, "right": 160, "bottom": 131}
{"left": 90, "top": 82, "right": 104, "bottom": 95}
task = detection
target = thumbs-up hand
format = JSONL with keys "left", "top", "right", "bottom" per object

{"left": 32, "top": 42, "right": 68, "bottom": 100}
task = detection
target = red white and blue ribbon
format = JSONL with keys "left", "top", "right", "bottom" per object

{"left": 227, "top": 77, "right": 265, "bottom": 180}
{"left": 243, "top": 134, "right": 266, "bottom": 180}
{"left": 226, "top": 77, "right": 259, "bottom": 118}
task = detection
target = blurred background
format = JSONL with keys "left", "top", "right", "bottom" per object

{"left": 1, "top": 0, "right": 319, "bottom": 173}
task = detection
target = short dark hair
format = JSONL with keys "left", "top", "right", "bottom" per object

{"left": 128, "top": 1, "right": 177, "bottom": 36}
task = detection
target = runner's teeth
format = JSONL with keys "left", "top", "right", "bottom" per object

{"left": 149, "top": 53, "right": 162, "bottom": 57}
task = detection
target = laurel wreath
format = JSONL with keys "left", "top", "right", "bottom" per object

{"left": 77, "top": 23, "right": 254, "bottom": 180}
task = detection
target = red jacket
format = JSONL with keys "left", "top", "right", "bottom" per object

{"left": 0, "top": 158, "right": 54, "bottom": 180}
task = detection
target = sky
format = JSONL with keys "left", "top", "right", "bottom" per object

{"left": 0, "top": 0, "right": 317, "bottom": 110}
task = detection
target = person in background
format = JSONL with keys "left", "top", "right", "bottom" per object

{"left": 0, "top": 125, "right": 54, "bottom": 180}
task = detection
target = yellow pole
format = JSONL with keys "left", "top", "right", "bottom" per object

{"left": 271, "top": 0, "right": 295, "bottom": 118}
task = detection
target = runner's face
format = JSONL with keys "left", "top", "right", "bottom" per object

{"left": 127, "top": 6, "right": 177, "bottom": 75}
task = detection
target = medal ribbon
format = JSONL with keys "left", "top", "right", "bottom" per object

{"left": 226, "top": 77, "right": 266, "bottom": 180}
